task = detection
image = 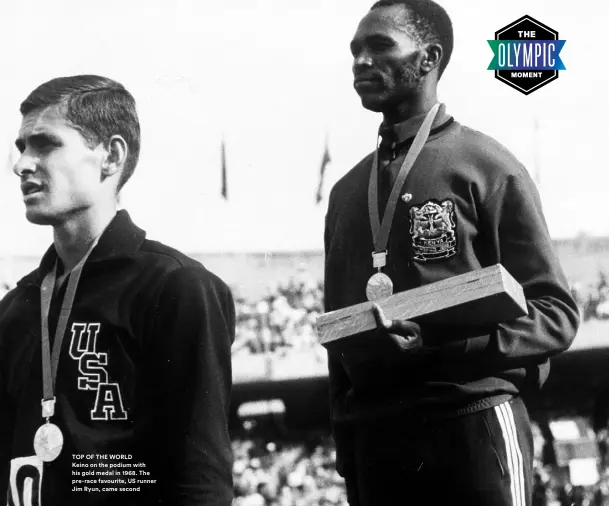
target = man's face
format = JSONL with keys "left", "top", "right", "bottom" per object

{"left": 14, "top": 106, "right": 107, "bottom": 226}
{"left": 351, "top": 5, "right": 423, "bottom": 113}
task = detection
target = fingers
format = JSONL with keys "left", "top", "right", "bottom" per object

{"left": 398, "top": 320, "right": 422, "bottom": 337}
{"left": 371, "top": 303, "right": 421, "bottom": 338}
{"left": 371, "top": 303, "right": 392, "bottom": 330}
{"left": 371, "top": 304, "right": 423, "bottom": 353}
{"left": 388, "top": 332, "right": 421, "bottom": 352}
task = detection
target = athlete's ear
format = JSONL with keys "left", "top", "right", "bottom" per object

{"left": 421, "top": 43, "right": 442, "bottom": 76}
{"left": 101, "top": 135, "right": 128, "bottom": 180}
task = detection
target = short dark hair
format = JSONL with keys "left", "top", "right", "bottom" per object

{"left": 370, "top": 0, "right": 453, "bottom": 78}
{"left": 20, "top": 75, "right": 141, "bottom": 192}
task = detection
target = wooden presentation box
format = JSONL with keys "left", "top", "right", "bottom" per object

{"left": 315, "top": 264, "right": 528, "bottom": 346}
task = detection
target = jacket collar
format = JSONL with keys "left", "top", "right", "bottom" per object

{"left": 379, "top": 103, "right": 451, "bottom": 144}
{"left": 18, "top": 209, "right": 146, "bottom": 288}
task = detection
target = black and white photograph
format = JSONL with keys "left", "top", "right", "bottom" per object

{"left": 0, "top": 0, "right": 607, "bottom": 505}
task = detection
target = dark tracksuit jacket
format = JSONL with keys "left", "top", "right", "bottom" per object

{"left": 0, "top": 210, "right": 235, "bottom": 505}
{"left": 324, "top": 108, "right": 580, "bottom": 477}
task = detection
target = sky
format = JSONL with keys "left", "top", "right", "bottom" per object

{"left": 0, "top": 0, "right": 607, "bottom": 256}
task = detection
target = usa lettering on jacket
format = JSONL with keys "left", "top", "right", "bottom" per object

{"left": 69, "top": 322, "right": 127, "bottom": 421}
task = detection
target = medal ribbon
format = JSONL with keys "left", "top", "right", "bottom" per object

{"left": 40, "top": 236, "right": 100, "bottom": 418}
{"left": 368, "top": 103, "right": 441, "bottom": 261}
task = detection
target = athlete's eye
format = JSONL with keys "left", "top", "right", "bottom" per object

{"left": 26, "top": 134, "right": 62, "bottom": 153}
{"left": 32, "top": 138, "right": 56, "bottom": 151}
{"left": 370, "top": 40, "right": 394, "bottom": 51}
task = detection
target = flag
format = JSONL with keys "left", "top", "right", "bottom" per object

{"left": 315, "top": 138, "right": 331, "bottom": 204}
{"left": 221, "top": 138, "right": 228, "bottom": 200}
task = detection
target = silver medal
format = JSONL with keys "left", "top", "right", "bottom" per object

{"left": 33, "top": 422, "right": 64, "bottom": 462}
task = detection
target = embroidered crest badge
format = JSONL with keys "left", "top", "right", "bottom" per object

{"left": 409, "top": 199, "right": 458, "bottom": 262}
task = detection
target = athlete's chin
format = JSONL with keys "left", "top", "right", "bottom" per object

{"left": 25, "top": 207, "right": 60, "bottom": 226}
{"left": 359, "top": 95, "right": 385, "bottom": 113}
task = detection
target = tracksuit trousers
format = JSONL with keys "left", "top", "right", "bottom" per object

{"left": 345, "top": 396, "right": 534, "bottom": 506}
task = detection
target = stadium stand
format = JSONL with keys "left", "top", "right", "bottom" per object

{"left": 2, "top": 269, "right": 609, "bottom": 504}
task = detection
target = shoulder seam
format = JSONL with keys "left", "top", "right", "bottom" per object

{"left": 482, "top": 173, "right": 512, "bottom": 209}
{"left": 138, "top": 241, "right": 191, "bottom": 269}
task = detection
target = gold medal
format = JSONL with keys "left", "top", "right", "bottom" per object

{"left": 33, "top": 422, "right": 64, "bottom": 462}
{"left": 366, "top": 272, "right": 394, "bottom": 301}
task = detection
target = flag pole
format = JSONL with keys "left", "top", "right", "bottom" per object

{"left": 221, "top": 137, "right": 228, "bottom": 200}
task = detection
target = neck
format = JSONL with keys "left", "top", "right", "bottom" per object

{"left": 382, "top": 89, "right": 438, "bottom": 125}
{"left": 53, "top": 204, "right": 117, "bottom": 272}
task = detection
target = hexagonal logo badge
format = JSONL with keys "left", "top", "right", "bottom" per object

{"left": 488, "top": 15, "right": 566, "bottom": 95}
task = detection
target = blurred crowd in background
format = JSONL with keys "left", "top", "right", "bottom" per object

{"left": 230, "top": 421, "right": 609, "bottom": 506}
{"left": 2, "top": 270, "right": 608, "bottom": 333}
{"left": 1, "top": 269, "right": 609, "bottom": 505}
{"left": 231, "top": 277, "right": 325, "bottom": 358}
{"left": 225, "top": 270, "right": 609, "bottom": 505}
{"left": 0, "top": 271, "right": 608, "bottom": 357}
{"left": 572, "top": 272, "right": 609, "bottom": 322}
{"left": 232, "top": 436, "right": 348, "bottom": 506}
{"left": 229, "top": 270, "right": 609, "bottom": 358}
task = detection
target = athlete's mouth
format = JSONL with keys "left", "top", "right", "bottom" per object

{"left": 353, "top": 73, "right": 383, "bottom": 88}
{"left": 21, "top": 181, "right": 44, "bottom": 196}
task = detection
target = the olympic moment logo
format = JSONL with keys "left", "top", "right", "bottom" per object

{"left": 488, "top": 15, "right": 566, "bottom": 95}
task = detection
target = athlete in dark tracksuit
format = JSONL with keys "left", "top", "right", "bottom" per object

{"left": 325, "top": 1, "right": 580, "bottom": 505}
{"left": 1, "top": 74, "right": 235, "bottom": 506}
{"left": 0, "top": 210, "right": 235, "bottom": 505}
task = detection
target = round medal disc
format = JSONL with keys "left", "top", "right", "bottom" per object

{"left": 34, "top": 423, "right": 64, "bottom": 462}
{"left": 366, "top": 272, "right": 394, "bottom": 301}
